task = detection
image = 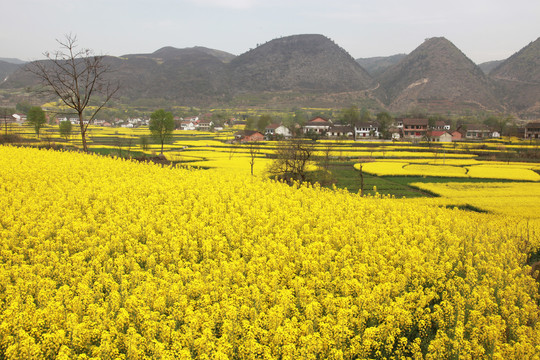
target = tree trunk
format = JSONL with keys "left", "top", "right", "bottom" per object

{"left": 79, "top": 113, "right": 88, "bottom": 152}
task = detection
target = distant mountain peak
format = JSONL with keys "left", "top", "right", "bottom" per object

{"left": 377, "top": 37, "right": 501, "bottom": 112}
{"left": 231, "top": 33, "right": 375, "bottom": 92}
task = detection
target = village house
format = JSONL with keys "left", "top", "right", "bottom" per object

{"left": 12, "top": 114, "right": 27, "bottom": 123}
{"left": 525, "top": 122, "right": 540, "bottom": 139}
{"left": 451, "top": 129, "right": 465, "bottom": 141}
{"left": 354, "top": 122, "right": 380, "bottom": 139}
{"left": 429, "top": 130, "right": 453, "bottom": 143}
{"left": 327, "top": 125, "right": 354, "bottom": 138}
{"left": 265, "top": 124, "right": 292, "bottom": 139}
{"left": 463, "top": 124, "right": 492, "bottom": 139}
{"left": 197, "top": 120, "right": 214, "bottom": 131}
{"left": 63, "top": 117, "right": 89, "bottom": 125}
{"left": 402, "top": 118, "right": 429, "bottom": 140}
{"left": 234, "top": 130, "right": 264, "bottom": 143}
{"left": 433, "top": 120, "right": 451, "bottom": 131}
{"left": 389, "top": 126, "right": 401, "bottom": 140}
{"left": 180, "top": 121, "right": 196, "bottom": 130}
{"left": 303, "top": 117, "right": 332, "bottom": 135}
{"left": 184, "top": 116, "right": 199, "bottom": 123}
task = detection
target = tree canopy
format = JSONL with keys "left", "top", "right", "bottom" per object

{"left": 149, "top": 109, "right": 175, "bottom": 154}
{"left": 59, "top": 120, "right": 73, "bottom": 140}
{"left": 27, "top": 106, "right": 47, "bottom": 137}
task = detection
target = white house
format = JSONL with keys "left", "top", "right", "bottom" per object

{"left": 303, "top": 117, "right": 332, "bottom": 134}
{"left": 327, "top": 125, "right": 354, "bottom": 138}
{"left": 197, "top": 121, "right": 214, "bottom": 131}
{"left": 464, "top": 124, "right": 492, "bottom": 139}
{"left": 265, "top": 124, "right": 292, "bottom": 138}
{"left": 69, "top": 118, "right": 79, "bottom": 125}
{"left": 355, "top": 122, "right": 380, "bottom": 139}
{"left": 433, "top": 120, "right": 451, "bottom": 131}
{"left": 180, "top": 121, "right": 196, "bottom": 130}
{"left": 12, "top": 114, "right": 27, "bottom": 123}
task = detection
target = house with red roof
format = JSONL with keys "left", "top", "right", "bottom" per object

{"left": 234, "top": 130, "right": 264, "bottom": 142}
{"left": 303, "top": 117, "right": 332, "bottom": 135}
{"left": 428, "top": 130, "right": 453, "bottom": 142}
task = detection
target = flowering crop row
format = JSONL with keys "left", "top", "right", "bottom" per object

{"left": 357, "top": 161, "right": 540, "bottom": 181}
{"left": 410, "top": 182, "right": 540, "bottom": 219}
{"left": 1, "top": 146, "right": 540, "bottom": 359}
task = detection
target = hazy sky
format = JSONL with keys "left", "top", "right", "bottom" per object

{"left": 3, "top": 0, "right": 539, "bottom": 64}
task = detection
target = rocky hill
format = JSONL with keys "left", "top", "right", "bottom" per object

{"left": 376, "top": 37, "right": 502, "bottom": 113}
{"left": 490, "top": 37, "right": 540, "bottom": 117}
{"left": 230, "top": 34, "right": 376, "bottom": 93}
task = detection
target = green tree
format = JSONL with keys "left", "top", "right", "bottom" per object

{"left": 483, "top": 114, "right": 510, "bottom": 136}
{"left": 149, "top": 109, "right": 175, "bottom": 154}
{"left": 359, "top": 107, "right": 371, "bottom": 123}
{"left": 257, "top": 114, "right": 272, "bottom": 132}
{"left": 59, "top": 120, "right": 73, "bottom": 140}
{"left": 27, "top": 106, "right": 47, "bottom": 137}
{"left": 139, "top": 135, "right": 150, "bottom": 152}
{"left": 293, "top": 110, "right": 308, "bottom": 125}
{"left": 245, "top": 116, "right": 256, "bottom": 130}
{"left": 376, "top": 112, "right": 393, "bottom": 139}
{"left": 339, "top": 106, "right": 360, "bottom": 125}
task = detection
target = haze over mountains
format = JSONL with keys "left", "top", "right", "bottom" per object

{"left": 1, "top": 34, "right": 539, "bottom": 117}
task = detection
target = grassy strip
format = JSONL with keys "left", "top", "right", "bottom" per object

{"left": 324, "top": 161, "right": 528, "bottom": 199}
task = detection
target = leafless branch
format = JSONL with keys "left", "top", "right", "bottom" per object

{"left": 25, "top": 34, "right": 119, "bottom": 151}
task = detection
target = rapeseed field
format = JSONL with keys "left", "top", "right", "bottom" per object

{"left": 1, "top": 146, "right": 539, "bottom": 359}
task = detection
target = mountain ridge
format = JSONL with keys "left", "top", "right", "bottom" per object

{"left": 1, "top": 34, "right": 538, "bottom": 116}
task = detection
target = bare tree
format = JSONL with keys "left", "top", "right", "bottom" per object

{"left": 322, "top": 144, "right": 333, "bottom": 171}
{"left": 247, "top": 142, "right": 260, "bottom": 176}
{"left": 356, "top": 158, "right": 374, "bottom": 195}
{"left": 26, "top": 34, "right": 119, "bottom": 152}
{"left": 268, "top": 139, "right": 315, "bottom": 184}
